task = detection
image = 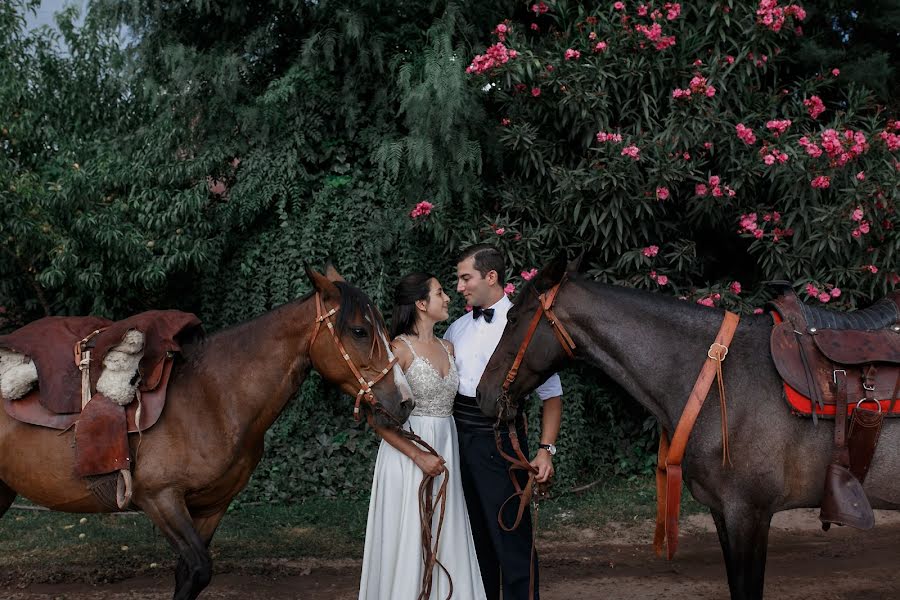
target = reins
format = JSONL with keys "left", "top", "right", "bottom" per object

{"left": 494, "top": 277, "right": 577, "bottom": 600}
{"left": 308, "top": 292, "right": 451, "bottom": 599}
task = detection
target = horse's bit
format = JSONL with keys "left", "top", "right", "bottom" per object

{"left": 308, "top": 292, "right": 397, "bottom": 421}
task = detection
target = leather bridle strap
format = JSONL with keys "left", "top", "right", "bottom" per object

{"left": 654, "top": 310, "right": 740, "bottom": 560}
{"left": 309, "top": 293, "right": 396, "bottom": 421}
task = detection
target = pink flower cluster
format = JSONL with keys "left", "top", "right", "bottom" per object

{"left": 739, "top": 213, "right": 764, "bottom": 239}
{"left": 494, "top": 23, "right": 508, "bottom": 41}
{"left": 635, "top": 2, "right": 681, "bottom": 21}
{"left": 410, "top": 201, "right": 433, "bottom": 218}
{"left": 594, "top": 41, "right": 609, "bottom": 53}
{"left": 466, "top": 43, "right": 518, "bottom": 74}
{"left": 504, "top": 283, "right": 516, "bottom": 295}
{"left": 697, "top": 293, "right": 720, "bottom": 307}
{"left": 761, "top": 147, "right": 789, "bottom": 165}
{"left": 756, "top": 0, "right": 807, "bottom": 33}
{"left": 596, "top": 131, "right": 623, "bottom": 143}
{"left": 803, "top": 95, "right": 825, "bottom": 119}
{"left": 656, "top": 186, "right": 670, "bottom": 200}
{"left": 565, "top": 48, "right": 581, "bottom": 60}
{"left": 736, "top": 123, "right": 757, "bottom": 145}
{"left": 863, "top": 264, "right": 879, "bottom": 274}
{"left": 766, "top": 119, "right": 792, "bottom": 136}
{"left": 521, "top": 268, "right": 538, "bottom": 281}
{"left": 643, "top": 245, "right": 659, "bottom": 257}
{"left": 798, "top": 136, "right": 823, "bottom": 158}
{"left": 621, "top": 145, "right": 641, "bottom": 160}
{"left": 673, "top": 75, "right": 716, "bottom": 99}
{"left": 810, "top": 175, "right": 830, "bottom": 189}
{"left": 806, "top": 283, "right": 841, "bottom": 303}
{"left": 879, "top": 130, "right": 900, "bottom": 151}
{"left": 730, "top": 281, "right": 742, "bottom": 294}
{"left": 649, "top": 271, "right": 669, "bottom": 286}
{"left": 820, "top": 129, "right": 869, "bottom": 165}
{"left": 695, "top": 175, "right": 735, "bottom": 198}
{"left": 849, "top": 206, "right": 870, "bottom": 238}
{"left": 531, "top": 2, "right": 549, "bottom": 15}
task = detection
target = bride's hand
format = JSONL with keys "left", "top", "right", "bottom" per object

{"left": 414, "top": 452, "right": 446, "bottom": 477}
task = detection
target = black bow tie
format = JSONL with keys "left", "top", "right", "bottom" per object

{"left": 472, "top": 307, "right": 495, "bottom": 323}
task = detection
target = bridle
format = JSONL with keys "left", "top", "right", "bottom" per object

{"left": 498, "top": 276, "right": 577, "bottom": 410}
{"left": 308, "top": 290, "right": 452, "bottom": 600}
{"left": 493, "top": 275, "right": 577, "bottom": 600}
{"left": 308, "top": 292, "right": 397, "bottom": 421}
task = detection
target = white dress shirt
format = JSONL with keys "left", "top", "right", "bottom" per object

{"left": 444, "top": 295, "right": 563, "bottom": 399}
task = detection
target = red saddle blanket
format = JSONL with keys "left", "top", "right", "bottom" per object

{"left": 0, "top": 310, "right": 200, "bottom": 431}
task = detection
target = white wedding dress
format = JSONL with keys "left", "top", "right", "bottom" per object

{"left": 358, "top": 336, "right": 487, "bottom": 600}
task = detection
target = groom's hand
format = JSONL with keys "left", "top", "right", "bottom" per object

{"left": 531, "top": 450, "right": 554, "bottom": 483}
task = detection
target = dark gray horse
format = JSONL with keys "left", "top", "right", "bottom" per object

{"left": 476, "top": 256, "right": 900, "bottom": 600}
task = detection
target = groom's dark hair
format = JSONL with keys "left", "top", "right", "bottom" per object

{"left": 456, "top": 243, "right": 506, "bottom": 286}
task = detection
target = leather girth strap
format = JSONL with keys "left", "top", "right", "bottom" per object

{"left": 654, "top": 311, "right": 740, "bottom": 560}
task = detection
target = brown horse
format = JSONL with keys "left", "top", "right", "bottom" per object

{"left": 477, "top": 255, "right": 900, "bottom": 600}
{"left": 0, "top": 265, "right": 413, "bottom": 600}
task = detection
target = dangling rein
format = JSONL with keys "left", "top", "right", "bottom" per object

{"left": 654, "top": 311, "right": 740, "bottom": 560}
{"left": 309, "top": 294, "right": 452, "bottom": 599}
{"left": 494, "top": 279, "right": 577, "bottom": 600}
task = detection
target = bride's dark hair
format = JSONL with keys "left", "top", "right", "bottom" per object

{"left": 390, "top": 272, "right": 435, "bottom": 338}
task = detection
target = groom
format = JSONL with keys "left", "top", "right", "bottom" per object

{"left": 444, "top": 243, "right": 562, "bottom": 600}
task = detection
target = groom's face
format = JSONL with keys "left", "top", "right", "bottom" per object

{"left": 456, "top": 257, "right": 497, "bottom": 308}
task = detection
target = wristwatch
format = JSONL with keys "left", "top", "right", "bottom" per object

{"left": 538, "top": 443, "right": 557, "bottom": 456}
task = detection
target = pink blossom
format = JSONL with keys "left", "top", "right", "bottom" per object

{"left": 665, "top": 2, "right": 681, "bottom": 20}
{"left": 531, "top": 2, "right": 549, "bottom": 14}
{"left": 725, "top": 55, "right": 735, "bottom": 64}
{"left": 697, "top": 297, "right": 715, "bottom": 307}
{"left": 613, "top": 1, "right": 625, "bottom": 10}
{"left": 830, "top": 288, "right": 841, "bottom": 298}
{"left": 672, "top": 88, "right": 691, "bottom": 99}
{"left": 637, "top": 4, "right": 648, "bottom": 16}
{"left": 495, "top": 227, "right": 505, "bottom": 235}
{"left": 859, "top": 221, "right": 870, "bottom": 234}
{"left": 596, "top": 131, "right": 623, "bottom": 143}
{"left": 804, "top": 95, "right": 825, "bottom": 119}
{"left": 655, "top": 36, "right": 677, "bottom": 51}
{"left": 495, "top": 23, "right": 508, "bottom": 41}
{"left": 656, "top": 187, "right": 670, "bottom": 200}
{"left": 805, "top": 283, "right": 819, "bottom": 296}
{"left": 798, "top": 136, "right": 823, "bottom": 158}
{"left": 818, "top": 292, "right": 831, "bottom": 303}
{"left": 565, "top": 48, "right": 581, "bottom": 60}
{"left": 531, "top": 22, "right": 540, "bottom": 31}
{"left": 695, "top": 183, "right": 708, "bottom": 196}
{"left": 521, "top": 268, "right": 538, "bottom": 281}
{"left": 643, "top": 245, "right": 660, "bottom": 257}
{"left": 856, "top": 171, "right": 865, "bottom": 181}
{"left": 810, "top": 175, "right": 830, "bottom": 189}
{"left": 730, "top": 281, "right": 742, "bottom": 294}
{"left": 708, "top": 175, "right": 721, "bottom": 186}
{"left": 594, "top": 41, "right": 609, "bottom": 52}
{"left": 657, "top": 275, "right": 669, "bottom": 286}
{"left": 531, "top": 87, "right": 541, "bottom": 97}
{"left": 705, "top": 85, "right": 717, "bottom": 97}
{"left": 851, "top": 207, "right": 864, "bottom": 221}
{"left": 410, "top": 200, "right": 434, "bottom": 218}
{"left": 766, "top": 119, "right": 792, "bottom": 136}
{"left": 753, "top": 308, "right": 764, "bottom": 315}
{"left": 712, "top": 186, "right": 724, "bottom": 197}
{"left": 621, "top": 145, "right": 641, "bottom": 160}
{"left": 467, "top": 43, "right": 518, "bottom": 74}
{"left": 879, "top": 130, "right": 900, "bottom": 151}
{"left": 763, "top": 154, "right": 776, "bottom": 165}
{"left": 500, "top": 118, "right": 511, "bottom": 126}
{"left": 864, "top": 264, "right": 879, "bottom": 274}
{"left": 504, "top": 283, "right": 517, "bottom": 295}
{"left": 832, "top": 68, "right": 840, "bottom": 76}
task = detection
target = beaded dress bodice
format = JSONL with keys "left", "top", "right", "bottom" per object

{"left": 397, "top": 335, "right": 459, "bottom": 418}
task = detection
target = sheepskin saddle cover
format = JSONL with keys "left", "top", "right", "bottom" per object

{"left": 0, "top": 310, "right": 201, "bottom": 423}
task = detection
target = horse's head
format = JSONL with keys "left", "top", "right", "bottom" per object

{"left": 476, "top": 253, "right": 581, "bottom": 418}
{"left": 306, "top": 265, "right": 414, "bottom": 428}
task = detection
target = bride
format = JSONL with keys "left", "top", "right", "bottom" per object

{"left": 358, "top": 272, "right": 487, "bottom": 599}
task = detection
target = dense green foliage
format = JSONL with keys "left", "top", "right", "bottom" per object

{"left": 1, "top": 0, "right": 897, "bottom": 500}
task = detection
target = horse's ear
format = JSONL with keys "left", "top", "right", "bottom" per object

{"left": 324, "top": 262, "right": 345, "bottom": 282}
{"left": 567, "top": 251, "right": 584, "bottom": 274}
{"left": 305, "top": 264, "right": 339, "bottom": 300}
{"left": 533, "top": 253, "right": 568, "bottom": 292}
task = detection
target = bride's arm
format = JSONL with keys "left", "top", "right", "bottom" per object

{"left": 368, "top": 417, "right": 445, "bottom": 477}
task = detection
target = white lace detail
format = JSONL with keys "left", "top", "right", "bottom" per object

{"left": 397, "top": 335, "right": 458, "bottom": 418}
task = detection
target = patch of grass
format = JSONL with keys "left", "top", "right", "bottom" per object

{"left": 0, "top": 477, "right": 705, "bottom": 585}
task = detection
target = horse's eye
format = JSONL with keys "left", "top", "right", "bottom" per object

{"left": 351, "top": 327, "right": 368, "bottom": 339}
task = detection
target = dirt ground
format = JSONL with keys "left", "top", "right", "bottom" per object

{"left": 5, "top": 509, "right": 900, "bottom": 599}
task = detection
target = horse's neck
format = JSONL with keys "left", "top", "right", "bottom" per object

{"left": 191, "top": 298, "right": 315, "bottom": 435}
{"left": 570, "top": 284, "right": 730, "bottom": 433}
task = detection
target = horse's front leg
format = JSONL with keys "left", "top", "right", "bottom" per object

{"left": 0, "top": 480, "right": 16, "bottom": 519}
{"left": 710, "top": 504, "right": 772, "bottom": 600}
{"left": 139, "top": 490, "right": 213, "bottom": 600}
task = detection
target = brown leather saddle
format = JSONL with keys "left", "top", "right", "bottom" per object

{"left": 0, "top": 311, "right": 201, "bottom": 507}
{"left": 768, "top": 287, "right": 900, "bottom": 530}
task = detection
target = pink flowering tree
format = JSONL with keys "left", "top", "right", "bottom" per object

{"left": 463, "top": 1, "right": 898, "bottom": 309}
